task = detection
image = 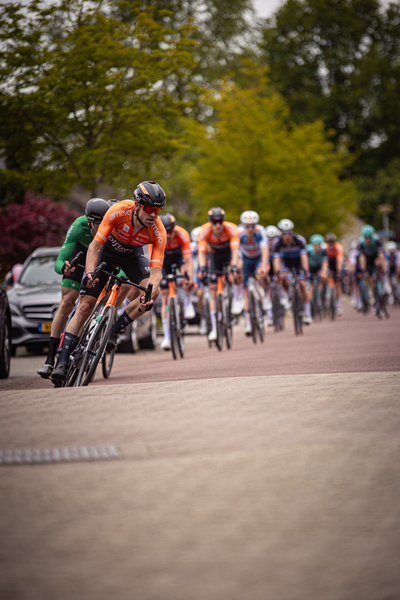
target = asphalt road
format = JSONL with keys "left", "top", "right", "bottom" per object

{"left": 1, "top": 299, "right": 399, "bottom": 600}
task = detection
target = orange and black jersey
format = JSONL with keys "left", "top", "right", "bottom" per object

{"left": 198, "top": 221, "right": 240, "bottom": 254}
{"left": 95, "top": 200, "right": 166, "bottom": 268}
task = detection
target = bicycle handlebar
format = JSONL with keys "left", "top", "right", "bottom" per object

{"left": 69, "top": 251, "right": 84, "bottom": 270}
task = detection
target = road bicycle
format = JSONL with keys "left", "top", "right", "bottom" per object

{"left": 358, "top": 272, "right": 370, "bottom": 315}
{"left": 166, "top": 263, "right": 188, "bottom": 360}
{"left": 247, "top": 274, "right": 265, "bottom": 343}
{"left": 324, "top": 272, "right": 337, "bottom": 320}
{"left": 270, "top": 277, "right": 285, "bottom": 332}
{"left": 215, "top": 266, "right": 234, "bottom": 351}
{"left": 54, "top": 262, "right": 152, "bottom": 387}
{"left": 372, "top": 266, "right": 390, "bottom": 319}
{"left": 201, "top": 277, "right": 213, "bottom": 347}
{"left": 289, "top": 268, "right": 303, "bottom": 336}
{"left": 310, "top": 274, "right": 323, "bottom": 322}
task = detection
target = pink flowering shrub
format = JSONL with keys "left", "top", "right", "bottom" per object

{"left": 0, "top": 192, "right": 79, "bottom": 278}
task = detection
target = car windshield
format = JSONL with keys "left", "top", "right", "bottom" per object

{"left": 19, "top": 256, "right": 62, "bottom": 287}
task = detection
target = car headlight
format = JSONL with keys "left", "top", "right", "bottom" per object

{"left": 10, "top": 304, "right": 22, "bottom": 317}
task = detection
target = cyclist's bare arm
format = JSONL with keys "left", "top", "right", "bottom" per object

{"left": 85, "top": 239, "right": 103, "bottom": 287}
{"left": 273, "top": 256, "right": 281, "bottom": 275}
{"left": 260, "top": 246, "right": 270, "bottom": 274}
{"left": 300, "top": 253, "right": 309, "bottom": 273}
{"left": 125, "top": 267, "right": 162, "bottom": 318}
{"left": 230, "top": 246, "right": 240, "bottom": 269}
{"left": 182, "top": 253, "right": 194, "bottom": 282}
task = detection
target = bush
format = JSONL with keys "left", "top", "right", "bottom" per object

{"left": 0, "top": 192, "right": 79, "bottom": 278}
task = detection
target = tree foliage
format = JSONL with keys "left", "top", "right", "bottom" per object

{"left": 357, "top": 157, "right": 400, "bottom": 232}
{"left": 0, "top": 192, "right": 79, "bottom": 277}
{"left": 191, "top": 81, "right": 357, "bottom": 237}
{"left": 0, "top": 0, "right": 196, "bottom": 203}
{"left": 259, "top": 0, "right": 400, "bottom": 176}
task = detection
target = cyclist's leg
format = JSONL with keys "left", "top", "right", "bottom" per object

{"left": 39, "top": 284, "right": 80, "bottom": 377}
{"left": 208, "top": 251, "right": 229, "bottom": 340}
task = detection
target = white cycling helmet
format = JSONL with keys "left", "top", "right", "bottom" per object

{"left": 386, "top": 241, "right": 397, "bottom": 252}
{"left": 240, "top": 210, "right": 259, "bottom": 225}
{"left": 191, "top": 226, "right": 202, "bottom": 243}
{"left": 277, "top": 218, "right": 294, "bottom": 233}
{"left": 265, "top": 225, "right": 280, "bottom": 239}
{"left": 350, "top": 240, "right": 358, "bottom": 249}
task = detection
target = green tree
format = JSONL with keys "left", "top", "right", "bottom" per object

{"left": 259, "top": 0, "right": 400, "bottom": 176}
{"left": 357, "top": 157, "right": 400, "bottom": 234}
{"left": 0, "top": 0, "right": 195, "bottom": 204}
{"left": 191, "top": 82, "right": 357, "bottom": 237}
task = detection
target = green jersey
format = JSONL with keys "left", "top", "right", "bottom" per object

{"left": 54, "top": 216, "right": 92, "bottom": 275}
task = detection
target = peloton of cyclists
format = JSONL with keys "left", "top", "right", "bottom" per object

{"left": 197, "top": 207, "right": 240, "bottom": 342}
{"left": 237, "top": 211, "right": 270, "bottom": 335}
{"left": 37, "top": 197, "right": 110, "bottom": 379}
{"left": 157, "top": 213, "right": 195, "bottom": 351}
{"left": 51, "top": 181, "right": 167, "bottom": 383}
{"left": 272, "top": 219, "right": 312, "bottom": 325}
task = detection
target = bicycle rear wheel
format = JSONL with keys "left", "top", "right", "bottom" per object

{"left": 169, "top": 297, "right": 179, "bottom": 360}
{"left": 77, "top": 306, "right": 115, "bottom": 386}
{"left": 216, "top": 293, "right": 224, "bottom": 351}
{"left": 249, "top": 291, "right": 257, "bottom": 344}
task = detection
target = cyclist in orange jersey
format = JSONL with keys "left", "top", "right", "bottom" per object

{"left": 197, "top": 207, "right": 240, "bottom": 342}
{"left": 155, "top": 213, "right": 194, "bottom": 350}
{"left": 325, "top": 233, "right": 344, "bottom": 315}
{"left": 51, "top": 181, "right": 167, "bottom": 383}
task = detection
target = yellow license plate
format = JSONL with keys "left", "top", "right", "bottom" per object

{"left": 39, "top": 322, "right": 52, "bottom": 333}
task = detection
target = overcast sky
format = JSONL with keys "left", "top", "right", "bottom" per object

{"left": 253, "top": 0, "right": 283, "bottom": 18}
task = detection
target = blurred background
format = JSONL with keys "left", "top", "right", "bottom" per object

{"left": 1, "top": 0, "right": 399, "bottom": 276}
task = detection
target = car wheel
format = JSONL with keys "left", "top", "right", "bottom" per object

{"left": 0, "top": 317, "right": 11, "bottom": 378}
{"left": 139, "top": 311, "right": 157, "bottom": 350}
{"left": 118, "top": 321, "right": 139, "bottom": 353}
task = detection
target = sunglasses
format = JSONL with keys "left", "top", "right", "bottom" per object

{"left": 140, "top": 204, "right": 162, "bottom": 216}
{"left": 211, "top": 220, "right": 223, "bottom": 225}
{"left": 245, "top": 224, "right": 256, "bottom": 229}
{"left": 88, "top": 218, "right": 102, "bottom": 226}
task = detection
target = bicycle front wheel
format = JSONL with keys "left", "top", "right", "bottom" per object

{"left": 177, "top": 297, "right": 185, "bottom": 358}
{"left": 224, "top": 293, "right": 233, "bottom": 349}
{"left": 102, "top": 348, "right": 115, "bottom": 378}
{"left": 249, "top": 291, "right": 257, "bottom": 344}
{"left": 330, "top": 286, "right": 336, "bottom": 320}
{"left": 77, "top": 306, "right": 115, "bottom": 386}
{"left": 292, "top": 288, "right": 303, "bottom": 335}
{"left": 169, "top": 297, "right": 179, "bottom": 360}
{"left": 216, "top": 294, "right": 224, "bottom": 351}
{"left": 256, "top": 297, "right": 265, "bottom": 343}
{"left": 271, "top": 288, "right": 282, "bottom": 332}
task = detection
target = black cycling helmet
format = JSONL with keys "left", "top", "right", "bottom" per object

{"left": 107, "top": 198, "right": 120, "bottom": 207}
{"left": 133, "top": 181, "right": 166, "bottom": 208}
{"left": 160, "top": 213, "right": 176, "bottom": 232}
{"left": 325, "top": 233, "right": 337, "bottom": 243}
{"left": 85, "top": 198, "right": 110, "bottom": 223}
{"left": 207, "top": 207, "right": 225, "bottom": 222}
